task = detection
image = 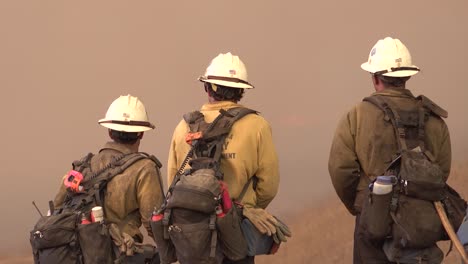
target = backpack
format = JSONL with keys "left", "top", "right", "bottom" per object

{"left": 30, "top": 152, "right": 162, "bottom": 264}
{"left": 360, "top": 95, "right": 466, "bottom": 251}
{"left": 151, "top": 107, "right": 256, "bottom": 264}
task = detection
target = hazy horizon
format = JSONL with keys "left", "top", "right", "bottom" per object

{"left": 1, "top": 0, "right": 467, "bottom": 256}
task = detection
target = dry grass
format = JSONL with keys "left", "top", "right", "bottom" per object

{"left": 5, "top": 163, "right": 468, "bottom": 264}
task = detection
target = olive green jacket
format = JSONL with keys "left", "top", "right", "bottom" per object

{"left": 54, "top": 141, "right": 164, "bottom": 242}
{"left": 328, "top": 88, "right": 451, "bottom": 215}
{"left": 167, "top": 101, "right": 280, "bottom": 209}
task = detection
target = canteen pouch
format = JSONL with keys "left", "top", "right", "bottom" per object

{"left": 240, "top": 218, "right": 274, "bottom": 256}
{"left": 150, "top": 216, "right": 177, "bottom": 264}
{"left": 168, "top": 218, "right": 223, "bottom": 264}
{"left": 216, "top": 206, "right": 248, "bottom": 261}
{"left": 360, "top": 190, "right": 393, "bottom": 240}
{"left": 77, "top": 222, "right": 113, "bottom": 264}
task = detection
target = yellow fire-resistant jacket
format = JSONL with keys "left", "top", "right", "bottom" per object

{"left": 167, "top": 101, "right": 279, "bottom": 209}
{"left": 54, "top": 141, "right": 164, "bottom": 242}
{"left": 328, "top": 88, "right": 451, "bottom": 215}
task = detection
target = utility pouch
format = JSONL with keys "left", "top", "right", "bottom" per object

{"left": 168, "top": 219, "right": 223, "bottom": 264}
{"left": 150, "top": 215, "right": 177, "bottom": 264}
{"left": 166, "top": 169, "right": 221, "bottom": 214}
{"left": 77, "top": 222, "right": 113, "bottom": 264}
{"left": 392, "top": 195, "right": 444, "bottom": 248}
{"left": 240, "top": 218, "right": 275, "bottom": 256}
{"left": 399, "top": 151, "right": 446, "bottom": 201}
{"left": 216, "top": 206, "right": 248, "bottom": 261}
{"left": 360, "top": 190, "right": 393, "bottom": 240}
{"left": 442, "top": 185, "right": 467, "bottom": 239}
{"left": 30, "top": 213, "right": 80, "bottom": 264}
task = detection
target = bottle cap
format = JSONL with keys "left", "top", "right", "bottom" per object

{"left": 376, "top": 175, "right": 396, "bottom": 185}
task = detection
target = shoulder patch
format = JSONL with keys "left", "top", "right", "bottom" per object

{"left": 417, "top": 95, "right": 448, "bottom": 118}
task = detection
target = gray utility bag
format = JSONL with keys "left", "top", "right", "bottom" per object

{"left": 151, "top": 107, "right": 256, "bottom": 264}
{"left": 359, "top": 95, "right": 466, "bottom": 252}
{"left": 30, "top": 152, "right": 161, "bottom": 264}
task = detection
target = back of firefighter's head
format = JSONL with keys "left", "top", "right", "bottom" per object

{"left": 198, "top": 52, "right": 255, "bottom": 102}
{"left": 98, "top": 95, "right": 155, "bottom": 144}
{"left": 361, "top": 37, "right": 420, "bottom": 88}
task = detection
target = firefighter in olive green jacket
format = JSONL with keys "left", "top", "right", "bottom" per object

{"left": 168, "top": 52, "right": 289, "bottom": 264}
{"left": 54, "top": 95, "right": 164, "bottom": 262}
{"left": 328, "top": 37, "right": 451, "bottom": 264}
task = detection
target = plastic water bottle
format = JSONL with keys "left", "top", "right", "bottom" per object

{"left": 372, "top": 176, "right": 395, "bottom": 195}
{"left": 91, "top": 206, "right": 104, "bottom": 223}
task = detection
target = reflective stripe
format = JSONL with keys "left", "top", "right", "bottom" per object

{"left": 99, "top": 120, "right": 155, "bottom": 129}
{"left": 202, "top": 75, "right": 253, "bottom": 87}
{"left": 374, "top": 67, "right": 420, "bottom": 76}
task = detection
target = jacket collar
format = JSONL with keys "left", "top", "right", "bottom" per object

{"left": 372, "top": 88, "right": 415, "bottom": 98}
{"left": 99, "top": 141, "right": 135, "bottom": 155}
{"left": 200, "top": 101, "right": 244, "bottom": 111}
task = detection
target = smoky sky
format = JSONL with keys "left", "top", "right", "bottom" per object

{"left": 0, "top": 0, "right": 467, "bottom": 255}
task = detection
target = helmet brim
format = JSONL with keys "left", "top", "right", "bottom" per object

{"left": 198, "top": 76, "right": 254, "bottom": 89}
{"left": 361, "top": 62, "right": 420, "bottom": 77}
{"left": 98, "top": 119, "right": 154, "bottom": 132}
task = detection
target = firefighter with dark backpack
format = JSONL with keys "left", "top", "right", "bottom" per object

{"left": 30, "top": 95, "right": 164, "bottom": 263}
{"left": 153, "top": 52, "right": 291, "bottom": 264}
{"left": 329, "top": 37, "right": 458, "bottom": 263}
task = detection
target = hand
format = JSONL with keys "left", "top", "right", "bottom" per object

{"left": 243, "top": 207, "right": 278, "bottom": 236}
{"left": 122, "top": 232, "right": 136, "bottom": 256}
{"left": 109, "top": 223, "right": 137, "bottom": 256}
{"left": 271, "top": 217, "right": 292, "bottom": 244}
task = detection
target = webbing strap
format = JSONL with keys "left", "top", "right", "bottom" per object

{"left": 209, "top": 214, "right": 217, "bottom": 258}
{"left": 417, "top": 104, "right": 427, "bottom": 151}
{"left": 80, "top": 152, "right": 153, "bottom": 208}
{"left": 390, "top": 211, "right": 412, "bottom": 247}
{"left": 237, "top": 175, "right": 258, "bottom": 204}
{"left": 163, "top": 209, "right": 172, "bottom": 240}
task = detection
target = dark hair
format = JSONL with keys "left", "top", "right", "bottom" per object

{"left": 377, "top": 75, "right": 411, "bottom": 88}
{"left": 204, "top": 82, "right": 245, "bottom": 102}
{"left": 109, "top": 130, "right": 141, "bottom": 144}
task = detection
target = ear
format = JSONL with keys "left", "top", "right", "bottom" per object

{"left": 371, "top": 74, "right": 379, "bottom": 85}
{"left": 108, "top": 129, "right": 113, "bottom": 139}
{"left": 138, "top": 132, "right": 144, "bottom": 140}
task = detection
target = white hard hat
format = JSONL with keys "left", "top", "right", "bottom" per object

{"left": 98, "top": 95, "right": 155, "bottom": 132}
{"left": 198, "top": 52, "right": 254, "bottom": 89}
{"left": 361, "top": 37, "right": 420, "bottom": 77}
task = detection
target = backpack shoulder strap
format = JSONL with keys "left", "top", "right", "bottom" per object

{"left": 363, "top": 95, "right": 409, "bottom": 151}
{"left": 183, "top": 111, "right": 205, "bottom": 133}
{"left": 82, "top": 152, "right": 152, "bottom": 206}
{"left": 72, "top": 152, "right": 94, "bottom": 173}
{"left": 416, "top": 95, "right": 448, "bottom": 118}
{"left": 206, "top": 107, "right": 257, "bottom": 161}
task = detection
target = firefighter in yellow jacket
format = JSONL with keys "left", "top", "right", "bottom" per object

{"left": 54, "top": 95, "right": 164, "bottom": 262}
{"left": 167, "top": 52, "right": 285, "bottom": 264}
{"left": 328, "top": 37, "right": 451, "bottom": 263}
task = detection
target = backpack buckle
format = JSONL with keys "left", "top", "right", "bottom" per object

{"left": 185, "top": 132, "right": 203, "bottom": 145}
{"left": 64, "top": 170, "right": 84, "bottom": 192}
